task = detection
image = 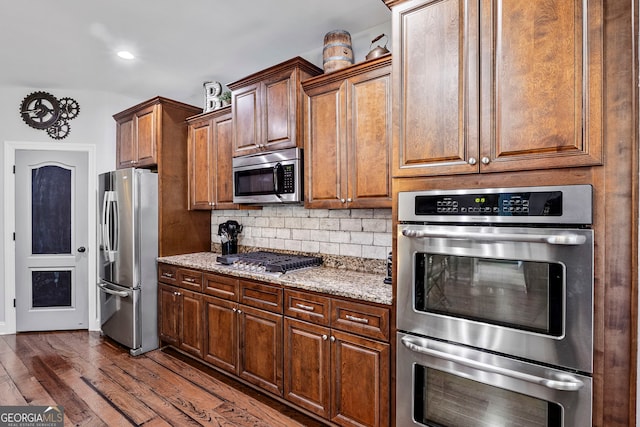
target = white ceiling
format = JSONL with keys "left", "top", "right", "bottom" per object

{"left": 0, "top": 1, "right": 391, "bottom": 107}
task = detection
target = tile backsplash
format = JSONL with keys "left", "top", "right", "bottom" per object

{"left": 211, "top": 206, "right": 392, "bottom": 260}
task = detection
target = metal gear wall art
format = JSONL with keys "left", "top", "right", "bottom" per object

{"left": 20, "top": 91, "right": 80, "bottom": 140}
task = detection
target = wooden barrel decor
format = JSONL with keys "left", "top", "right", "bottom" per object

{"left": 323, "top": 30, "right": 354, "bottom": 73}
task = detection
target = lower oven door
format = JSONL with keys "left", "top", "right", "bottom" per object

{"left": 397, "top": 332, "right": 592, "bottom": 427}
{"left": 397, "top": 224, "right": 593, "bottom": 373}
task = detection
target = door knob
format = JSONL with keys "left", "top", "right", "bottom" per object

{"left": 77, "top": 246, "right": 86, "bottom": 253}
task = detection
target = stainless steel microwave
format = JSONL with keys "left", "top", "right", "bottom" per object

{"left": 232, "top": 147, "right": 303, "bottom": 204}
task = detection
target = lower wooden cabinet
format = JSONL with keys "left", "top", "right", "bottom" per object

{"left": 238, "top": 305, "right": 283, "bottom": 396}
{"left": 203, "top": 280, "right": 284, "bottom": 397}
{"left": 284, "top": 317, "right": 390, "bottom": 427}
{"left": 159, "top": 264, "right": 389, "bottom": 427}
{"left": 158, "top": 283, "right": 204, "bottom": 358}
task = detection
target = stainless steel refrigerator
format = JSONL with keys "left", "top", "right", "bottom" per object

{"left": 98, "top": 168, "right": 158, "bottom": 355}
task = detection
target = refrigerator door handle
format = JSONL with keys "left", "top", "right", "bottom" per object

{"left": 98, "top": 283, "right": 130, "bottom": 298}
{"left": 102, "top": 191, "right": 118, "bottom": 262}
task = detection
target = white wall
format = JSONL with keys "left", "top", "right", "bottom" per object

{"left": 0, "top": 85, "right": 138, "bottom": 327}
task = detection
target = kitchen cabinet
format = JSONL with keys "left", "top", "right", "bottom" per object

{"left": 158, "top": 283, "right": 204, "bottom": 358}
{"left": 187, "top": 106, "right": 236, "bottom": 210}
{"left": 203, "top": 275, "right": 284, "bottom": 396}
{"left": 388, "top": 0, "right": 603, "bottom": 177}
{"left": 115, "top": 104, "right": 156, "bottom": 169}
{"left": 302, "top": 55, "right": 392, "bottom": 208}
{"left": 283, "top": 289, "right": 390, "bottom": 427}
{"left": 158, "top": 264, "right": 390, "bottom": 426}
{"left": 114, "top": 97, "right": 211, "bottom": 256}
{"left": 158, "top": 266, "right": 204, "bottom": 357}
{"left": 228, "top": 57, "right": 322, "bottom": 157}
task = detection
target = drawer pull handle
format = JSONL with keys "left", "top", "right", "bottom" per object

{"left": 295, "top": 303, "right": 315, "bottom": 311}
{"left": 184, "top": 277, "right": 196, "bottom": 283}
{"left": 163, "top": 273, "right": 174, "bottom": 278}
{"left": 345, "top": 314, "right": 369, "bottom": 324}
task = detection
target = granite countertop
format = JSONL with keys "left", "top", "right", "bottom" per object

{"left": 157, "top": 252, "right": 392, "bottom": 306}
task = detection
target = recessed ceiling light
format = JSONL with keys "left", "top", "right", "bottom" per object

{"left": 117, "top": 51, "right": 135, "bottom": 60}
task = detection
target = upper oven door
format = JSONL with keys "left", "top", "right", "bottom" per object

{"left": 397, "top": 224, "right": 593, "bottom": 373}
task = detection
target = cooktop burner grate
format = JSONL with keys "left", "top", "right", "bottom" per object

{"left": 217, "top": 251, "right": 323, "bottom": 273}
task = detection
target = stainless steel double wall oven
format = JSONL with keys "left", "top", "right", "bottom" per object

{"left": 396, "top": 185, "right": 593, "bottom": 427}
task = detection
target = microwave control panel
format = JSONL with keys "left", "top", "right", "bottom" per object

{"left": 414, "top": 191, "right": 563, "bottom": 217}
{"left": 281, "top": 164, "right": 295, "bottom": 193}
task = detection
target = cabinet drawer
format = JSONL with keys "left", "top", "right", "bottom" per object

{"left": 158, "top": 263, "right": 178, "bottom": 285}
{"left": 284, "top": 289, "right": 330, "bottom": 326}
{"left": 239, "top": 280, "right": 283, "bottom": 313}
{"left": 204, "top": 273, "right": 239, "bottom": 300}
{"left": 176, "top": 268, "right": 203, "bottom": 292}
{"left": 331, "top": 299, "right": 390, "bottom": 342}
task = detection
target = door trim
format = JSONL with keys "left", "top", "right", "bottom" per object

{"left": 2, "top": 141, "right": 98, "bottom": 334}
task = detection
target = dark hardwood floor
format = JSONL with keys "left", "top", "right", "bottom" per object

{"left": 0, "top": 331, "right": 327, "bottom": 426}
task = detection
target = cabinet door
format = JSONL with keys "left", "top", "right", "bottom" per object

{"left": 262, "top": 68, "right": 297, "bottom": 151}
{"left": 158, "top": 284, "right": 180, "bottom": 346}
{"left": 284, "top": 318, "right": 331, "bottom": 418}
{"left": 116, "top": 116, "right": 136, "bottom": 169}
{"left": 347, "top": 66, "right": 392, "bottom": 208}
{"left": 188, "top": 117, "right": 214, "bottom": 210}
{"left": 393, "top": 0, "right": 480, "bottom": 177}
{"left": 238, "top": 305, "right": 283, "bottom": 396}
{"left": 330, "top": 330, "right": 389, "bottom": 427}
{"left": 232, "top": 83, "right": 261, "bottom": 156}
{"left": 179, "top": 289, "right": 204, "bottom": 358}
{"left": 304, "top": 80, "right": 348, "bottom": 209}
{"left": 212, "top": 111, "right": 236, "bottom": 208}
{"left": 479, "top": 0, "right": 603, "bottom": 172}
{"left": 135, "top": 105, "right": 157, "bottom": 167}
{"left": 204, "top": 295, "right": 238, "bottom": 374}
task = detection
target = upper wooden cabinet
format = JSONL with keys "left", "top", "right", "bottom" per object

{"left": 390, "top": 0, "right": 603, "bottom": 177}
{"left": 302, "top": 55, "right": 392, "bottom": 209}
{"left": 187, "top": 106, "right": 236, "bottom": 210}
{"left": 115, "top": 104, "right": 157, "bottom": 169}
{"left": 114, "top": 97, "right": 199, "bottom": 169}
{"left": 228, "top": 57, "right": 322, "bottom": 157}
{"left": 113, "top": 97, "right": 211, "bottom": 256}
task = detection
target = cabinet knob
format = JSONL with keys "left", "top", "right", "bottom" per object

{"left": 346, "top": 198, "right": 352, "bottom": 202}
{"left": 481, "top": 156, "right": 490, "bottom": 165}
{"left": 468, "top": 157, "right": 477, "bottom": 165}
{"left": 340, "top": 198, "right": 346, "bottom": 203}
{"left": 330, "top": 336, "right": 336, "bottom": 342}
{"left": 232, "top": 308, "right": 237, "bottom": 312}
{"left": 237, "top": 309, "right": 242, "bottom": 314}
{"left": 322, "top": 334, "right": 328, "bottom": 341}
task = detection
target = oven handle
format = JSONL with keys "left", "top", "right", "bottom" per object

{"left": 401, "top": 228, "right": 587, "bottom": 246}
{"left": 401, "top": 336, "right": 584, "bottom": 392}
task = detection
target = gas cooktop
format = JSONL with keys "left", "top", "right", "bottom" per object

{"left": 217, "top": 251, "right": 323, "bottom": 273}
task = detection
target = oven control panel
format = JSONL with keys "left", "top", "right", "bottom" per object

{"left": 398, "top": 185, "right": 593, "bottom": 224}
{"left": 415, "top": 191, "right": 562, "bottom": 216}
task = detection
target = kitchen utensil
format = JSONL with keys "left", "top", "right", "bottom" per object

{"left": 218, "top": 220, "right": 243, "bottom": 254}
{"left": 365, "top": 34, "right": 390, "bottom": 60}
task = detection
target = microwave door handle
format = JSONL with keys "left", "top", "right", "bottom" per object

{"left": 401, "top": 228, "right": 587, "bottom": 246}
{"left": 273, "top": 163, "right": 283, "bottom": 196}
{"left": 401, "top": 337, "right": 584, "bottom": 392}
